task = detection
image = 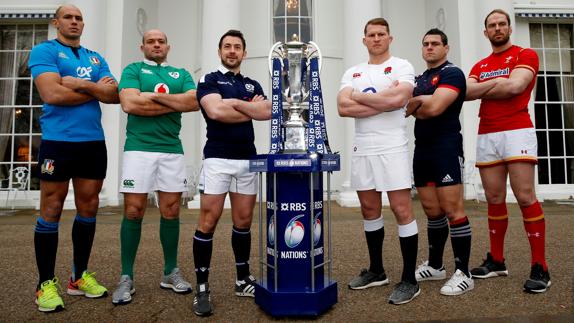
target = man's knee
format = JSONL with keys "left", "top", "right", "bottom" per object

{"left": 514, "top": 189, "right": 537, "bottom": 207}
{"left": 124, "top": 203, "right": 146, "bottom": 220}
{"left": 484, "top": 189, "right": 506, "bottom": 204}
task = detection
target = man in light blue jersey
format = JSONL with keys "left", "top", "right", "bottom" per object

{"left": 28, "top": 4, "right": 119, "bottom": 312}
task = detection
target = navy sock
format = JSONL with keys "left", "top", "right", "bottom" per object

{"left": 34, "top": 217, "right": 59, "bottom": 288}
{"left": 232, "top": 226, "right": 251, "bottom": 280}
{"left": 193, "top": 230, "right": 214, "bottom": 284}
{"left": 72, "top": 214, "right": 96, "bottom": 281}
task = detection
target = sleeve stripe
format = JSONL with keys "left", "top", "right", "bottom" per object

{"left": 515, "top": 64, "right": 536, "bottom": 75}
{"left": 438, "top": 84, "right": 461, "bottom": 93}
{"left": 469, "top": 75, "right": 479, "bottom": 80}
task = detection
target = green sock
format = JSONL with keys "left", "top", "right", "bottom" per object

{"left": 120, "top": 217, "right": 142, "bottom": 279}
{"left": 160, "top": 217, "right": 180, "bottom": 275}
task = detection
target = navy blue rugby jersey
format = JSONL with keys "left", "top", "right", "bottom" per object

{"left": 413, "top": 61, "right": 466, "bottom": 150}
{"left": 197, "top": 65, "right": 266, "bottom": 159}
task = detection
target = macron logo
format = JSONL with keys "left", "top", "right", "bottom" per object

{"left": 442, "top": 174, "right": 454, "bottom": 183}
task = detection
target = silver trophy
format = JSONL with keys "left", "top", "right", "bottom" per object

{"left": 268, "top": 34, "right": 322, "bottom": 153}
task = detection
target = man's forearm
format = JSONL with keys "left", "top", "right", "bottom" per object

{"left": 78, "top": 81, "right": 119, "bottom": 104}
{"left": 150, "top": 92, "right": 198, "bottom": 112}
{"left": 466, "top": 80, "right": 496, "bottom": 101}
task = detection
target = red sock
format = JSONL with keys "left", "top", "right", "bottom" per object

{"left": 521, "top": 201, "right": 547, "bottom": 271}
{"left": 488, "top": 203, "right": 508, "bottom": 263}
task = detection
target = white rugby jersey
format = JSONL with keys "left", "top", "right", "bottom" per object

{"left": 340, "top": 56, "right": 414, "bottom": 155}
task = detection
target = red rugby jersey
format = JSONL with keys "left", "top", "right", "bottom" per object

{"left": 469, "top": 45, "right": 539, "bottom": 134}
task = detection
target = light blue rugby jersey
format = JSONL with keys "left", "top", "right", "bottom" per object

{"left": 29, "top": 39, "right": 115, "bottom": 142}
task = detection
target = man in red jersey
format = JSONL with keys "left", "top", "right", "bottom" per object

{"left": 466, "top": 9, "right": 550, "bottom": 293}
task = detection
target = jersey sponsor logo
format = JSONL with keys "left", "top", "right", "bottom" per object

{"left": 245, "top": 83, "right": 255, "bottom": 92}
{"left": 89, "top": 56, "right": 100, "bottom": 66}
{"left": 217, "top": 80, "right": 233, "bottom": 86}
{"left": 76, "top": 66, "right": 93, "bottom": 79}
{"left": 431, "top": 75, "right": 440, "bottom": 86}
{"left": 58, "top": 52, "right": 69, "bottom": 59}
{"left": 168, "top": 71, "right": 179, "bottom": 79}
{"left": 479, "top": 67, "right": 509, "bottom": 81}
{"left": 442, "top": 174, "right": 454, "bottom": 183}
{"left": 141, "top": 68, "right": 153, "bottom": 75}
{"left": 384, "top": 66, "right": 392, "bottom": 74}
{"left": 41, "top": 159, "right": 55, "bottom": 175}
{"left": 352, "top": 72, "right": 361, "bottom": 78}
{"left": 122, "top": 179, "right": 135, "bottom": 188}
{"left": 154, "top": 83, "right": 170, "bottom": 93}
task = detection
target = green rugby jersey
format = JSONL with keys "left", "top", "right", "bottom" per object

{"left": 119, "top": 60, "right": 196, "bottom": 153}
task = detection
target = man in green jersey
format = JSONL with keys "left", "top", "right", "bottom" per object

{"left": 112, "top": 29, "right": 198, "bottom": 305}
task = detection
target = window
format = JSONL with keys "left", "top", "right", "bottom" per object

{"left": 0, "top": 23, "right": 48, "bottom": 191}
{"left": 272, "top": 0, "right": 313, "bottom": 43}
{"left": 530, "top": 22, "right": 574, "bottom": 185}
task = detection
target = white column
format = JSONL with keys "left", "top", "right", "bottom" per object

{"left": 336, "top": 0, "right": 380, "bottom": 207}
{"left": 189, "top": 0, "right": 241, "bottom": 208}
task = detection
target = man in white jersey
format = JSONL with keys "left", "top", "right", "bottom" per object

{"left": 337, "top": 17, "right": 419, "bottom": 305}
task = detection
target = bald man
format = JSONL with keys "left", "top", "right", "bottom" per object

{"left": 29, "top": 4, "right": 119, "bottom": 312}
{"left": 111, "top": 29, "right": 199, "bottom": 305}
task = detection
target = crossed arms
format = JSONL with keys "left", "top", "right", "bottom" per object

{"left": 34, "top": 73, "right": 120, "bottom": 105}
{"left": 465, "top": 67, "right": 534, "bottom": 101}
{"left": 200, "top": 93, "right": 272, "bottom": 123}
{"left": 120, "top": 88, "right": 199, "bottom": 116}
{"left": 337, "top": 82, "right": 413, "bottom": 118}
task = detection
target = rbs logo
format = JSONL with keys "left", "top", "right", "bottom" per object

{"left": 280, "top": 202, "right": 306, "bottom": 211}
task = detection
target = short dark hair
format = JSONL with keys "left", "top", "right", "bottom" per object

{"left": 218, "top": 29, "right": 246, "bottom": 50}
{"left": 423, "top": 28, "right": 448, "bottom": 46}
{"left": 364, "top": 18, "right": 390, "bottom": 35}
{"left": 484, "top": 9, "right": 511, "bottom": 28}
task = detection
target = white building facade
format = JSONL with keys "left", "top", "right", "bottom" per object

{"left": 0, "top": 0, "right": 572, "bottom": 208}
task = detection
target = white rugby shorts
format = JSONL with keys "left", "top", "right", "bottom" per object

{"left": 120, "top": 151, "right": 187, "bottom": 193}
{"left": 351, "top": 152, "right": 412, "bottom": 192}
{"left": 476, "top": 128, "right": 538, "bottom": 168}
{"left": 198, "top": 158, "right": 257, "bottom": 195}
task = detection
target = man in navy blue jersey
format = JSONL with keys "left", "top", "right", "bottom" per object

{"left": 28, "top": 4, "right": 119, "bottom": 312}
{"left": 192, "top": 29, "right": 271, "bottom": 316}
{"left": 406, "top": 28, "right": 473, "bottom": 296}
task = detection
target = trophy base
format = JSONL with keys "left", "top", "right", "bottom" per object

{"left": 254, "top": 281, "right": 337, "bottom": 317}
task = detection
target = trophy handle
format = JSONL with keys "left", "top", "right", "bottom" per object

{"left": 307, "top": 41, "right": 322, "bottom": 74}
{"left": 268, "top": 42, "right": 285, "bottom": 76}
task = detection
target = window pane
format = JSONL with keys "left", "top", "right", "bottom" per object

{"left": 31, "top": 135, "right": 41, "bottom": 162}
{"left": 273, "top": 0, "right": 285, "bottom": 16}
{"left": 300, "top": 17, "right": 311, "bottom": 42}
{"left": 273, "top": 18, "right": 286, "bottom": 43}
{"left": 543, "top": 24, "right": 559, "bottom": 48}
{"left": 14, "top": 135, "right": 30, "bottom": 162}
{"left": 534, "top": 76, "right": 546, "bottom": 101}
{"left": 562, "top": 52, "right": 574, "bottom": 75}
{"left": 0, "top": 108, "right": 13, "bottom": 134}
{"left": 32, "top": 107, "right": 42, "bottom": 133}
{"left": 286, "top": 0, "right": 299, "bottom": 16}
{"left": 549, "top": 131, "right": 565, "bottom": 156}
{"left": 565, "top": 131, "right": 574, "bottom": 155}
{"left": 32, "top": 84, "right": 42, "bottom": 105}
{"left": 300, "top": 0, "right": 312, "bottom": 16}
{"left": 286, "top": 17, "right": 299, "bottom": 41}
{"left": 567, "top": 158, "right": 574, "bottom": 184}
{"left": 0, "top": 53, "right": 15, "bottom": 77}
{"left": 30, "top": 163, "right": 40, "bottom": 190}
{"left": 0, "top": 80, "right": 15, "bottom": 104}
{"left": 17, "top": 52, "right": 31, "bottom": 77}
{"left": 0, "top": 28, "right": 16, "bottom": 50}
{"left": 15, "top": 80, "right": 31, "bottom": 106}
{"left": 550, "top": 158, "right": 566, "bottom": 184}
{"left": 534, "top": 49, "right": 544, "bottom": 70}
{"left": 546, "top": 76, "right": 562, "bottom": 101}
{"left": 547, "top": 104, "right": 563, "bottom": 129}
{"left": 538, "top": 158, "right": 549, "bottom": 184}
{"left": 530, "top": 24, "right": 542, "bottom": 48}
{"left": 17, "top": 29, "right": 33, "bottom": 50}
{"left": 534, "top": 104, "right": 546, "bottom": 129}
{"left": 1, "top": 136, "right": 14, "bottom": 162}
{"left": 0, "top": 163, "right": 9, "bottom": 188}
{"left": 14, "top": 107, "right": 30, "bottom": 134}
{"left": 559, "top": 24, "right": 573, "bottom": 48}
{"left": 544, "top": 49, "right": 561, "bottom": 72}
{"left": 536, "top": 130, "right": 548, "bottom": 157}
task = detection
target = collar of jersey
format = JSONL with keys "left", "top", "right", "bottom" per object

{"left": 143, "top": 59, "right": 169, "bottom": 67}
{"left": 218, "top": 65, "right": 242, "bottom": 77}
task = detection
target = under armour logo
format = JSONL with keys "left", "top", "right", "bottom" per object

{"left": 527, "top": 232, "right": 541, "bottom": 238}
{"left": 490, "top": 229, "right": 497, "bottom": 234}
{"left": 481, "top": 64, "right": 488, "bottom": 68}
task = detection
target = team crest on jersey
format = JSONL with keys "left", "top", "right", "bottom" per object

{"left": 41, "top": 159, "right": 55, "bottom": 175}
{"left": 89, "top": 56, "right": 101, "bottom": 65}
{"left": 431, "top": 75, "right": 440, "bottom": 86}
{"left": 245, "top": 83, "right": 255, "bottom": 92}
{"left": 58, "top": 52, "right": 69, "bottom": 59}
{"left": 352, "top": 72, "right": 361, "bottom": 78}
{"left": 168, "top": 71, "right": 180, "bottom": 79}
{"left": 505, "top": 56, "right": 513, "bottom": 64}
{"left": 154, "top": 83, "right": 170, "bottom": 93}
{"left": 384, "top": 66, "right": 392, "bottom": 74}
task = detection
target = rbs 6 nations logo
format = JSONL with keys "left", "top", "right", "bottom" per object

{"left": 284, "top": 214, "right": 305, "bottom": 248}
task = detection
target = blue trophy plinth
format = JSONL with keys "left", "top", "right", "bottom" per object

{"left": 250, "top": 39, "right": 339, "bottom": 317}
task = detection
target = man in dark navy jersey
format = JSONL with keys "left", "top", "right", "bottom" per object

{"left": 406, "top": 28, "right": 473, "bottom": 296}
{"left": 192, "top": 29, "right": 271, "bottom": 316}
{"left": 28, "top": 4, "right": 119, "bottom": 312}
